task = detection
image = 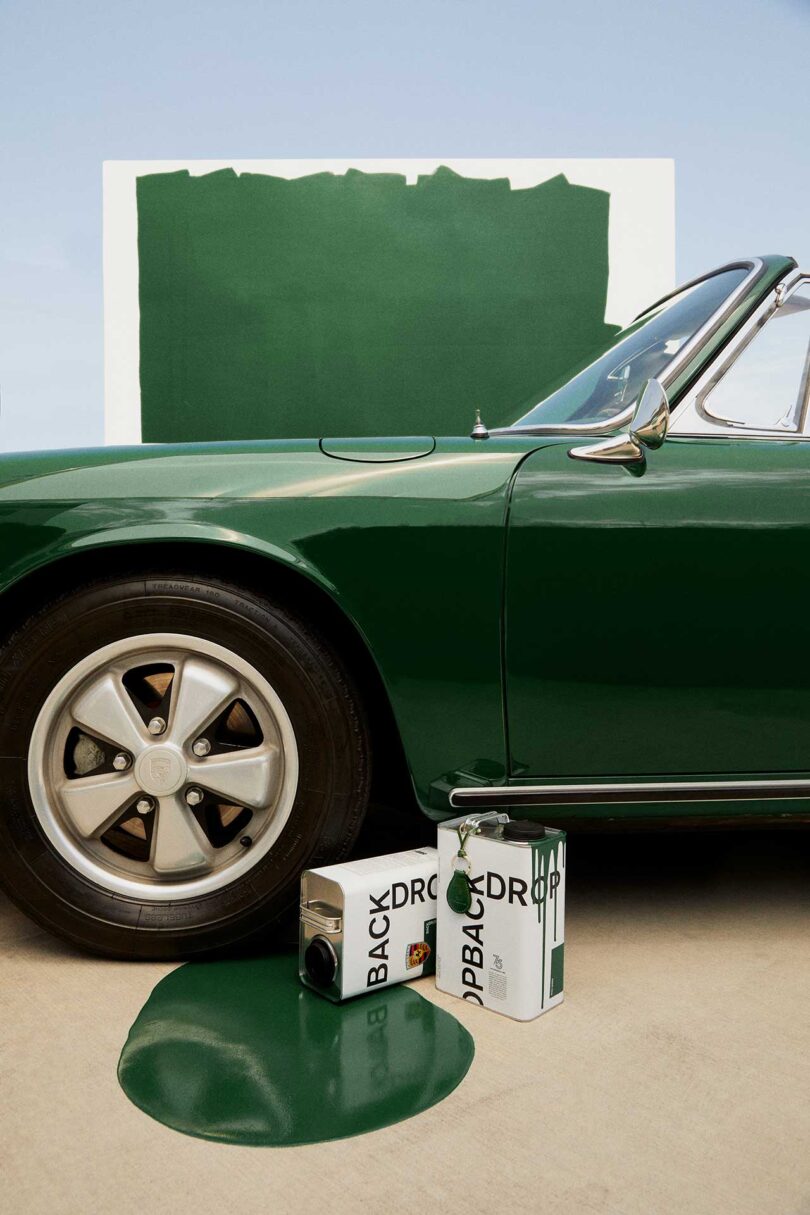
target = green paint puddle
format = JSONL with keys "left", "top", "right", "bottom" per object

{"left": 118, "top": 953, "right": 474, "bottom": 1146}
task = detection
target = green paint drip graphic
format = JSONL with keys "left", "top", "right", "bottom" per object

{"left": 553, "top": 841, "right": 559, "bottom": 941}
{"left": 530, "top": 845, "right": 546, "bottom": 1008}
{"left": 118, "top": 953, "right": 474, "bottom": 1147}
{"left": 540, "top": 851, "right": 546, "bottom": 1009}
{"left": 531, "top": 838, "right": 566, "bottom": 1008}
{"left": 137, "top": 166, "right": 618, "bottom": 442}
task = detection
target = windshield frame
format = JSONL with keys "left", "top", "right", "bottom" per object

{"left": 488, "top": 258, "right": 768, "bottom": 437}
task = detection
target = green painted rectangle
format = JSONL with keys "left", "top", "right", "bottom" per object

{"left": 136, "top": 166, "right": 618, "bottom": 441}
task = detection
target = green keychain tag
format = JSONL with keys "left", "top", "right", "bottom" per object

{"left": 447, "top": 866, "right": 472, "bottom": 914}
{"left": 446, "top": 824, "right": 475, "bottom": 914}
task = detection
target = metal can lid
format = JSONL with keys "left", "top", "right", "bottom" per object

{"left": 502, "top": 819, "right": 547, "bottom": 841}
{"left": 304, "top": 936, "right": 339, "bottom": 987}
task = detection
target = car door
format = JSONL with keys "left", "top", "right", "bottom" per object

{"left": 505, "top": 278, "right": 810, "bottom": 790}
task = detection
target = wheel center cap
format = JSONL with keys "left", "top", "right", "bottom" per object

{"left": 134, "top": 744, "right": 187, "bottom": 797}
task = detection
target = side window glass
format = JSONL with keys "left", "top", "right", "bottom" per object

{"left": 699, "top": 284, "right": 810, "bottom": 431}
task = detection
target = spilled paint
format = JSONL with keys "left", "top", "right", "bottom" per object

{"left": 137, "top": 166, "right": 617, "bottom": 441}
{"left": 118, "top": 953, "right": 474, "bottom": 1146}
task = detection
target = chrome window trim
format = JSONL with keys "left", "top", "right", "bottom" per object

{"left": 698, "top": 273, "right": 810, "bottom": 432}
{"left": 633, "top": 259, "right": 764, "bottom": 320}
{"left": 488, "top": 258, "right": 767, "bottom": 438}
{"left": 669, "top": 269, "right": 810, "bottom": 440}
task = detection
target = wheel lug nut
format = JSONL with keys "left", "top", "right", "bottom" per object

{"left": 192, "top": 737, "right": 211, "bottom": 757}
{"left": 136, "top": 796, "right": 155, "bottom": 815}
{"left": 112, "top": 752, "right": 131, "bottom": 771}
{"left": 147, "top": 716, "right": 167, "bottom": 736}
{"left": 185, "top": 786, "right": 204, "bottom": 807}
{"left": 240, "top": 835, "right": 253, "bottom": 848}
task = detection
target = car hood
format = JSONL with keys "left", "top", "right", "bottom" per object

{"left": 0, "top": 435, "right": 479, "bottom": 502}
{"left": 0, "top": 438, "right": 321, "bottom": 490}
{"left": 0, "top": 435, "right": 448, "bottom": 489}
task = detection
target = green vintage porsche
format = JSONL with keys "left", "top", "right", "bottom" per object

{"left": 1, "top": 254, "right": 807, "bottom": 957}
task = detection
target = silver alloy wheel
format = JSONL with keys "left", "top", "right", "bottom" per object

{"left": 27, "top": 634, "right": 299, "bottom": 900}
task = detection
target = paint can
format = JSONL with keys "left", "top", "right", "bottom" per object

{"left": 299, "top": 848, "right": 438, "bottom": 1002}
{"left": 436, "top": 813, "right": 566, "bottom": 1021}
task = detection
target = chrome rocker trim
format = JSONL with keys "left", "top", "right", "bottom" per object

{"left": 448, "top": 777, "right": 810, "bottom": 809}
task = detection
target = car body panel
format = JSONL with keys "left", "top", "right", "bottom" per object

{"left": 0, "top": 253, "right": 806, "bottom": 826}
{"left": 506, "top": 436, "right": 810, "bottom": 787}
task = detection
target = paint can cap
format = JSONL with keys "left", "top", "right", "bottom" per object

{"left": 304, "top": 937, "right": 338, "bottom": 987}
{"left": 502, "top": 819, "right": 547, "bottom": 842}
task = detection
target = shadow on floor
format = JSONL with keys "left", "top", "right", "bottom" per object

{"left": 354, "top": 801, "right": 810, "bottom": 909}
{"left": 3, "top": 802, "right": 807, "bottom": 959}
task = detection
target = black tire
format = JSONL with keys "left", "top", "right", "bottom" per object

{"left": 0, "top": 572, "right": 371, "bottom": 958}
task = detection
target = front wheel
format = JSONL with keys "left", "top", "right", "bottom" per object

{"left": 0, "top": 573, "right": 370, "bottom": 958}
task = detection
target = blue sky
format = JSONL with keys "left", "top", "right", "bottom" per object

{"left": 0, "top": 0, "right": 808, "bottom": 452}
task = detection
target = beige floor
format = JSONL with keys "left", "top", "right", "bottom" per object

{"left": 2, "top": 824, "right": 809, "bottom": 1215}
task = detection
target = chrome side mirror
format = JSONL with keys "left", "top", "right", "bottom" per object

{"left": 569, "top": 379, "right": 669, "bottom": 465}
{"left": 631, "top": 378, "right": 669, "bottom": 449}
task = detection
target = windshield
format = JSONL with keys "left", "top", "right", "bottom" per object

{"left": 511, "top": 267, "right": 750, "bottom": 429}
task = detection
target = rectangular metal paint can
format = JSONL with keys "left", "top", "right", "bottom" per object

{"left": 299, "top": 848, "right": 438, "bottom": 1002}
{"left": 436, "top": 814, "right": 566, "bottom": 1021}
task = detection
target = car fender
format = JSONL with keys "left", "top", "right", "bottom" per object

{"left": 0, "top": 437, "right": 540, "bottom": 814}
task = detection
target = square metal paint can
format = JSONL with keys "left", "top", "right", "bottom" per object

{"left": 299, "top": 848, "right": 438, "bottom": 1002}
{"left": 436, "top": 813, "right": 566, "bottom": 1021}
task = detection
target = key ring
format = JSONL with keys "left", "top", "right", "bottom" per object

{"left": 456, "top": 820, "right": 479, "bottom": 854}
